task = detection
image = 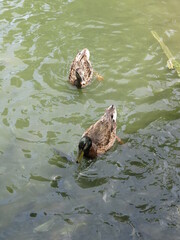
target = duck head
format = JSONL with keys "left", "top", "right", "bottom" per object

{"left": 76, "top": 136, "right": 92, "bottom": 163}
{"left": 75, "top": 68, "right": 84, "bottom": 88}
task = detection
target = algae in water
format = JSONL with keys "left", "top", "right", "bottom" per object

{"left": 151, "top": 30, "right": 180, "bottom": 77}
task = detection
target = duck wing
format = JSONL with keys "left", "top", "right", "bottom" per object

{"left": 83, "top": 110, "right": 117, "bottom": 154}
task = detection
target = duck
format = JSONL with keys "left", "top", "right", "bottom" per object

{"left": 76, "top": 105, "right": 123, "bottom": 163}
{"left": 69, "top": 48, "right": 93, "bottom": 88}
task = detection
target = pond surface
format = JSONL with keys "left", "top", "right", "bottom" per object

{"left": 0, "top": 0, "right": 180, "bottom": 239}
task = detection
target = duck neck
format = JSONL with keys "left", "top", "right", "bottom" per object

{"left": 85, "top": 142, "right": 97, "bottom": 159}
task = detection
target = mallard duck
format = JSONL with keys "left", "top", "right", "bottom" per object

{"left": 76, "top": 105, "right": 123, "bottom": 163}
{"left": 69, "top": 48, "right": 93, "bottom": 88}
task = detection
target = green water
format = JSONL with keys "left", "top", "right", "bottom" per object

{"left": 0, "top": 0, "right": 180, "bottom": 239}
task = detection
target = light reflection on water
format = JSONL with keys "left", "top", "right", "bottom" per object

{"left": 0, "top": 0, "right": 180, "bottom": 239}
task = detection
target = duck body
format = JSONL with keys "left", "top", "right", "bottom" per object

{"left": 69, "top": 48, "right": 93, "bottom": 88}
{"left": 77, "top": 105, "right": 118, "bottom": 162}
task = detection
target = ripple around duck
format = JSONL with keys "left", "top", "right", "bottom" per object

{"left": 74, "top": 161, "right": 109, "bottom": 188}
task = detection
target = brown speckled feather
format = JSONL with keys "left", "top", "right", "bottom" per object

{"left": 82, "top": 105, "right": 117, "bottom": 155}
{"left": 69, "top": 48, "right": 93, "bottom": 88}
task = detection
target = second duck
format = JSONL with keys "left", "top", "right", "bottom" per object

{"left": 77, "top": 105, "right": 123, "bottom": 163}
{"left": 69, "top": 48, "right": 93, "bottom": 88}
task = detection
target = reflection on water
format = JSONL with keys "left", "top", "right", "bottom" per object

{"left": 0, "top": 0, "right": 180, "bottom": 239}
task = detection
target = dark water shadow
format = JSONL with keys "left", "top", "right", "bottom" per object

{"left": 48, "top": 148, "right": 75, "bottom": 169}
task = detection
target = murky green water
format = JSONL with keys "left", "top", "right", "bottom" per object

{"left": 0, "top": 0, "right": 180, "bottom": 239}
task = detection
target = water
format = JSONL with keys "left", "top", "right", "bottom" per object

{"left": 0, "top": 0, "right": 180, "bottom": 239}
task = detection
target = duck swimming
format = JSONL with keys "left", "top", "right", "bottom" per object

{"left": 77, "top": 105, "right": 123, "bottom": 163}
{"left": 69, "top": 48, "right": 93, "bottom": 88}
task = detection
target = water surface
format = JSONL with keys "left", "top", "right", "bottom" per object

{"left": 0, "top": 0, "right": 180, "bottom": 239}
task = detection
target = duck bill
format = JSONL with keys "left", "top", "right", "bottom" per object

{"left": 76, "top": 150, "right": 84, "bottom": 163}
